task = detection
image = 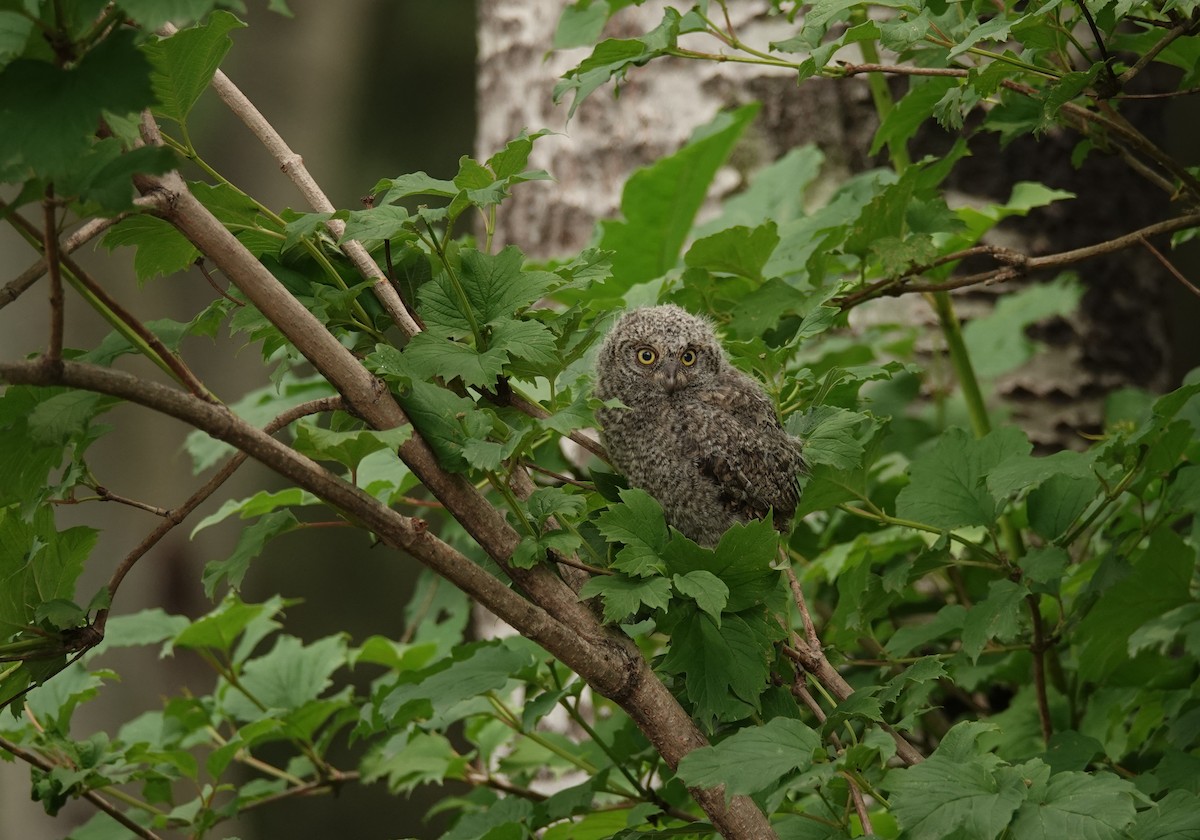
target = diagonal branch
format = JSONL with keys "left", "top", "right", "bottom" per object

{"left": 158, "top": 23, "right": 420, "bottom": 339}
{"left": 0, "top": 356, "right": 778, "bottom": 839}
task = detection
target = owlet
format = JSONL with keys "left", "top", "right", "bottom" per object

{"left": 594, "top": 304, "right": 804, "bottom": 547}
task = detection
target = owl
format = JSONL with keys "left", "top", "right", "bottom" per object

{"left": 593, "top": 304, "right": 804, "bottom": 547}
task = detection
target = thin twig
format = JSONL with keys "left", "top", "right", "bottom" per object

{"left": 95, "top": 395, "right": 345, "bottom": 633}
{"left": 60, "top": 251, "right": 215, "bottom": 400}
{"left": 523, "top": 461, "right": 595, "bottom": 489}
{"left": 236, "top": 771, "right": 361, "bottom": 814}
{"left": 1118, "top": 16, "right": 1198, "bottom": 85}
{"left": 0, "top": 734, "right": 165, "bottom": 840}
{"left": 785, "top": 562, "right": 819, "bottom": 649}
{"left": 836, "top": 212, "right": 1200, "bottom": 308}
{"left": 43, "top": 191, "right": 64, "bottom": 363}
{"left": 834, "top": 62, "right": 1200, "bottom": 199}
{"left": 59, "top": 487, "right": 171, "bottom": 517}
{"left": 1026, "top": 594, "right": 1053, "bottom": 744}
{"left": 1, "top": 208, "right": 131, "bottom": 311}
{"left": 195, "top": 259, "right": 244, "bottom": 306}
{"left": 844, "top": 771, "right": 875, "bottom": 836}
{"left": 1138, "top": 234, "right": 1200, "bottom": 298}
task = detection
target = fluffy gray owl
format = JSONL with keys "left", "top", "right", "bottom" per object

{"left": 594, "top": 304, "right": 804, "bottom": 547}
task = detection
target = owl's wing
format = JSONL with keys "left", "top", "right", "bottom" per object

{"left": 687, "top": 375, "right": 803, "bottom": 528}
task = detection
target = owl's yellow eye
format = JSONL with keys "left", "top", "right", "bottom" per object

{"left": 680, "top": 349, "right": 698, "bottom": 367}
{"left": 636, "top": 348, "right": 657, "bottom": 365}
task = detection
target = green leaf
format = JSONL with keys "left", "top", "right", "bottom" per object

{"left": 675, "top": 717, "right": 820, "bottom": 795}
{"left": 788, "top": 406, "right": 870, "bottom": 471}
{"left": 884, "top": 604, "right": 968, "bottom": 657}
{"left": 593, "top": 105, "right": 758, "bottom": 297}
{"left": 338, "top": 205, "right": 414, "bottom": 244}
{"left": 949, "top": 12, "right": 1023, "bottom": 59}
{"left": 91, "top": 608, "right": 189, "bottom": 653}
{"left": 0, "top": 11, "right": 33, "bottom": 66}
{"left": 963, "top": 275, "right": 1083, "bottom": 378}
{"left": 698, "top": 145, "right": 824, "bottom": 234}
{"left": 1028, "top": 473, "right": 1097, "bottom": 541}
{"left": 895, "top": 426, "right": 1031, "bottom": 530}
{"left": 190, "top": 488, "right": 320, "bottom": 537}
{"left": 362, "top": 730, "right": 472, "bottom": 795}
{"left": 660, "top": 610, "right": 778, "bottom": 727}
{"left": 418, "top": 246, "right": 551, "bottom": 334}
{"left": 0, "top": 29, "right": 154, "bottom": 176}
{"left": 117, "top": 0, "right": 226, "bottom": 29}
{"left": 595, "top": 488, "right": 669, "bottom": 577}
{"left": 0, "top": 506, "right": 93, "bottom": 637}
{"left": 985, "top": 448, "right": 1094, "bottom": 500}
{"left": 578, "top": 575, "right": 671, "bottom": 622}
{"left": 1009, "top": 764, "right": 1138, "bottom": 840}
{"left": 379, "top": 638, "right": 537, "bottom": 725}
{"left": 373, "top": 171, "right": 457, "bottom": 204}
{"left": 485, "top": 128, "right": 555, "bottom": 179}
{"left": 872, "top": 77, "right": 957, "bottom": 157}
{"left": 553, "top": 8, "right": 688, "bottom": 115}
{"left": 1077, "top": 528, "right": 1194, "bottom": 682}
{"left": 201, "top": 509, "right": 301, "bottom": 597}
{"left": 400, "top": 330, "right": 509, "bottom": 389}
{"left": 672, "top": 571, "right": 729, "bottom": 623}
{"left": 961, "top": 579, "right": 1028, "bottom": 663}
{"left": 886, "top": 722, "right": 1026, "bottom": 840}
{"left": 142, "top": 9, "right": 245, "bottom": 124}
{"left": 1128, "top": 789, "right": 1200, "bottom": 840}
{"left": 662, "top": 518, "right": 780, "bottom": 613}
{"left": 292, "top": 424, "right": 412, "bottom": 472}
{"left": 554, "top": 0, "right": 613, "bottom": 49}
{"left": 684, "top": 222, "right": 779, "bottom": 281}
{"left": 172, "top": 594, "right": 285, "bottom": 656}
{"left": 222, "top": 633, "right": 347, "bottom": 717}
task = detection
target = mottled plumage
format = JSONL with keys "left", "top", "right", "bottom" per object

{"left": 594, "top": 304, "right": 804, "bottom": 546}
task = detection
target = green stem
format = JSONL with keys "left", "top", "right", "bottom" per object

{"left": 837, "top": 504, "right": 1003, "bottom": 566}
{"left": 486, "top": 693, "right": 600, "bottom": 774}
{"left": 927, "top": 292, "right": 1026, "bottom": 562}
{"left": 928, "top": 292, "right": 989, "bottom": 439}
{"left": 852, "top": 9, "right": 911, "bottom": 172}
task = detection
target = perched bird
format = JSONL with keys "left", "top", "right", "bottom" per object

{"left": 594, "top": 304, "right": 804, "bottom": 547}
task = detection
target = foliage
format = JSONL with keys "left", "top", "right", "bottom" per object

{"left": 1, "top": 1, "right": 1199, "bottom": 839}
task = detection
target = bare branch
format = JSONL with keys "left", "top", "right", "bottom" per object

{"left": 1, "top": 208, "right": 133, "bottom": 311}
{"left": 1139, "top": 233, "right": 1200, "bottom": 299}
{"left": 95, "top": 395, "right": 345, "bottom": 632}
{"left": 159, "top": 23, "right": 421, "bottom": 338}
{"left": 836, "top": 212, "right": 1200, "bottom": 308}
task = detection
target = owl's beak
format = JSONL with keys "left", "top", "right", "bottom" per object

{"left": 655, "top": 361, "right": 684, "bottom": 394}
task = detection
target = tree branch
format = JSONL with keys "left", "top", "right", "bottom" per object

{"left": 0, "top": 357, "right": 777, "bottom": 839}
{"left": 836, "top": 212, "right": 1200, "bottom": 308}
{"left": 159, "top": 22, "right": 421, "bottom": 339}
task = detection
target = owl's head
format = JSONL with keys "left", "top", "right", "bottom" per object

{"left": 596, "top": 304, "right": 725, "bottom": 399}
